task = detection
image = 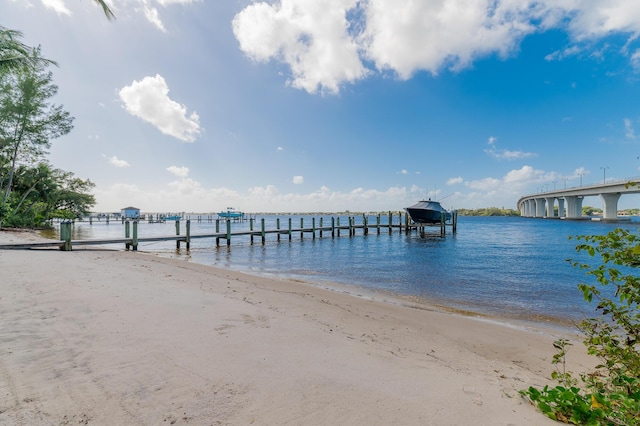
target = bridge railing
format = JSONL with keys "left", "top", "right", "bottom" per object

{"left": 519, "top": 175, "right": 640, "bottom": 199}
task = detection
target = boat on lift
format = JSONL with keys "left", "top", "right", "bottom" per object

{"left": 218, "top": 207, "right": 245, "bottom": 219}
{"left": 405, "top": 199, "right": 451, "bottom": 224}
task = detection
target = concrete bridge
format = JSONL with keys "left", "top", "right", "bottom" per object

{"left": 517, "top": 178, "right": 640, "bottom": 220}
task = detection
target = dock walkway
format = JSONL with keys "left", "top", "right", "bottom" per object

{"left": 0, "top": 212, "right": 458, "bottom": 251}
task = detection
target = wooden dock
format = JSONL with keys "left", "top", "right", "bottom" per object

{"left": 0, "top": 212, "right": 458, "bottom": 251}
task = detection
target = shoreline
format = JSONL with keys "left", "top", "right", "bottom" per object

{"left": 164, "top": 253, "right": 584, "bottom": 334}
{"left": 1, "top": 229, "right": 595, "bottom": 424}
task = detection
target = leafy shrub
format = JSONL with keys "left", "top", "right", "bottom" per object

{"left": 521, "top": 228, "right": 640, "bottom": 425}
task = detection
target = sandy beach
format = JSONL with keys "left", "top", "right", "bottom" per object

{"left": 0, "top": 230, "right": 594, "bottom": 425}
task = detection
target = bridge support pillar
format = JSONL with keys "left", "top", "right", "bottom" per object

{"left": 525, "top": 199, "right": 534, "bottom": 217}
{"left": 534, "top": 198, "right": 546, "bottom": 218}
{"left": 557, "top": 198, "right": 565, "bottom": 218}
{"left": 600, "top": 192, "right": 621, "bottom": 220}
{"left": 545, "top": 197, "right": 556, "bottom": 217}
{"left": 565, "top": 196, "right": 584, "bottom": 218}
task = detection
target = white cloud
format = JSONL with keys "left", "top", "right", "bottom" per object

{"left": 484, "top": 136, "right": 536, "bottom": 160}
{"left": 167, "top": 177, "right": 201, "bottom": 196}
{"left": 143, "top": 5, "right": 165, "bottom": 32}
{"left": 567, "top": 1, "right": 640, "bottom": 41}
{"left": 293, "top": 175, "right": 304, "bottom": 184}
{"left": 399, "top": 169, "right": 408, "bottom": 175}
{"left": 118, "top": 74, "right": 201, "bottom": 142}
{"left": 232, "top": 0, "right": 369, "bottom": 94}
{"left": 360, "top": 0, "right": 543, "bottom": 79}
{"left": 167, "top": 166, "right": 190, "bottom": 178}
{"left": 41, "top": 0, "right": 70, "bottom": 15}
{"left": 624, "top": 118, "right": 636, "bottom": 139}
{"left": 232, "top": 1, "right": 640, "bottom": 95}
{"left": 107, "top": 155, "right": 130, "bottom": 168}
{"left": 277, "top": 146, "right": 284, "bottom": 151}
{"left": 447, "top": 176, "right": 463, "bottom": 185}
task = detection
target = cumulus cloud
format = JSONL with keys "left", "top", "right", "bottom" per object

{"left": 119, "top": 74, "right": 201, "bottom": 142}
{"left": 447, "top": 176, "right": 463, "bottom": 185}
{"left": 293, "top": 175, "right": 304, "bottom": 184}
{"left": 167, "top": 166, "right": 190, "bottom": 178}
{"left": 232, "top": 1, "right": 640, "bottom": 94}
{"left": 232, "top": 0, "right": 369, "bottom": 94}
{"left": 106, "top": 155, "right": 130, "bottom": 168}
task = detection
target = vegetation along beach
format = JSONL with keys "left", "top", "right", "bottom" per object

{"left": 3, "top": 1, "right": 640, "bottom": 425}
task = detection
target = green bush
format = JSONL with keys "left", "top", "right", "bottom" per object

{"left": 521, "top": 228, "right": 640, "bottom": 425}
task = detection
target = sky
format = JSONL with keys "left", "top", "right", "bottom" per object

{"left": 4, "top": 0, "right": 640, "bottom": 213}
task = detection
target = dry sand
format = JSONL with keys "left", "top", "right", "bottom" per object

{"left": 0, "top": 229, "right": 594, "bottom": 425}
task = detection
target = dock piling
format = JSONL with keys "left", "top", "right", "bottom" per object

{"left": 132, "top": 220, "right": 138, "bottom": 251}
{"left": 186, "top": 219, "right": 191, "bottom": 250}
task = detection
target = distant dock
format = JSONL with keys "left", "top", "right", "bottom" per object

{"left": 0, "top": 211, "right": 458, "bottom": 251}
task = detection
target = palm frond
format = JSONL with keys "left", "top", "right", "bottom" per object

{"left": 94, "top": 0, "right": 116, "bottom": 21}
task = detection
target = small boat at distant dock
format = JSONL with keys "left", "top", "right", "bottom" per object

{"left": 218, "top": 207, "right": 245, "bottom": 219}
{"left": 405, "top": 199, "right": 451, "bottom": 224}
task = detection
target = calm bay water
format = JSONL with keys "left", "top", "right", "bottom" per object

{"left": 47, "top": 215, "right": 640, "bottom": 326}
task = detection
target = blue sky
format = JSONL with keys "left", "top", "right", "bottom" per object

{"left": 4, "top": 0, "right": 640, "bottom": 213}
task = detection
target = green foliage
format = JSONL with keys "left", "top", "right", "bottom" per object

{"left": 456, "top": 207, "right": 520, "bottom": 216}
{"left": 521, "top": 228, "right": 640, "bottom": 425}
{"left": 0, "top": 163, "right": 95, "bottom": 227}
{"left": 0, "top": 48, "right": 73, "bottom": 209}
{"left": 0, "top": 26, "right": 57, "bottom": 71}
{"left": 0, "top": 39, "right": 94, "bottom": 228}
{"left": 582, "top": 206, "right": 603, "bottom": 216}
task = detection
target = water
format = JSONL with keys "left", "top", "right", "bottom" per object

{"left": 45, "top": 215, "right": 640, "bottom": 326}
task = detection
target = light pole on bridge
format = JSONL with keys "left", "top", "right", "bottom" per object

{"left": 578, "top": 173, "right": 583, "bottom": 186}
{"left": 600, "top": 166, "right": 609, "bottom": 184}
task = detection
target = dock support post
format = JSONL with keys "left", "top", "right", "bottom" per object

{"left": 337, "top": 217, "right": 341, "bottom": 237}
{"left": 452, "top": 211, "right": 458, "bottom": 234}
{"left": 388, "top": 211, "right": 392, "bottom": 234}
{"left": 216, "top": 219, "right": 220, "bottom": 246}
{"left": 312, "top": 217, "right": 316, "bottom": 239}
{"left": 319, "top": 217, "right": 323, "bottom": 238}
{"left": 331, "top": 217, "right": 335, "bottom": 238}
{"left": 261, "top": 218, "right": 266, "bottom": 244}
{"left": 288, "top": 218, "right": 292, "bottom": 240}
{"left": 377, "top": 214, "right": 380, "bottom": 235}
{"left": 60, "top": 221, "right": 72, "bottom": 251}
{"left": 349, "top": 217, "right": 354, "bottom": 237}
{"left": 132, "top": 220, "right": 138, "bottom": 251}
{"left": 440, "top": 214, "right": 445, "bottom": 237}
{"left": 277, "top": 218, "right": 281, "bottom": 241}
{"left": 175, "top": 220, "right": 181, "bottom": 250}
{"left": 300, "top": 218, "right": 304, "bottom": 239}
{"left": 125, "top": 221, "right": 131, "bottom": 250}
{"left": 186, "top": 219, "right": 191, "bottom": 250}
{"left": 405, "top": 213, "right": 410, "bottom": 235}
{"left": 226, "top": 220, "right": 231, "bottom": 246}
{"left": 364, "top": 215, "right": 368, "bottom": 235}
{"left": 250, "top": 218, "right": 254, "bottom": 244}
